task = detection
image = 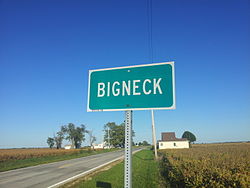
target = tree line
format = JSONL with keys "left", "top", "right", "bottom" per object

{"left": 47, "top": 122, "right": 135, "bottom": 149}
{"left": 47, "top": 123, "right": 96, "bottom": 149}
{"left": 47, "top": 122, "right": 195, "bottom": 149}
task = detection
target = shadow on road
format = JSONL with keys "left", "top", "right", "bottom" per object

{"left": 96, "top": 181, "right": 112, "bottom": 188}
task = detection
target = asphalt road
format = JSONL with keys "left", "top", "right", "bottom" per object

{"left": 0, "top": 148, "right": 142, "bottom": 188}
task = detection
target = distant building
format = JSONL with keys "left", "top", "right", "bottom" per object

{"left": 92, "top": 143, "right": 104, "bottom": 149}
{"left": 158, "top": 132, "right": 189, "bottom": 149}
{"left": 92, "top": 142, "right": 112, "bottom": 149}
{"left": 64, "top": 144, "right": 75, "bottom": 149}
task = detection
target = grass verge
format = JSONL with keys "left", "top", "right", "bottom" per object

{"left": 0, "top": 149, "right": 118, "bottom": 172}
{"left": 70, "top": 149, "right": 161, "bottom": 188}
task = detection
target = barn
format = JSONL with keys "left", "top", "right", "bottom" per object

{"left": 158, "top": 132, "right": 189, "bottom": 149}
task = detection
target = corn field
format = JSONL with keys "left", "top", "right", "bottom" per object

{"left": 159, "top": 143, "right": 250, "bottom": 188}
{"left": 0, "top": 148, "right": 84, "bottom": 162}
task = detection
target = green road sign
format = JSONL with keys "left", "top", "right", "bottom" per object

{"left": 87, "top": 62, "right": 175, "bottom": 111}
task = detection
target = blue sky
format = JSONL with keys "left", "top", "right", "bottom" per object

{"left": 0, "top": 0, "right": 249, "bottom": 148}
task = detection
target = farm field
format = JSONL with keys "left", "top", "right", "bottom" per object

{"left": 159, "top": 142, "right": 250, "bottom": 187}
{"left": 0, "top": 148, "right": 82, "bottom": 161}
{"left": 0, "top": 148, "right": 117, "bottom": 172}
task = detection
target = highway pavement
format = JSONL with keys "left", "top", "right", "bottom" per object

{"left": 0, "top": 148, "right": 142, "bottom": 188}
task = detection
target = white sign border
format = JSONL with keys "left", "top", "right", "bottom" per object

{"left": 87, "top": 61, "right": 176, "bottom": 112}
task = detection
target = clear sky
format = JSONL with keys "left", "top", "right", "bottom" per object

{"left": 0, "top": 0, "right": 249, "bottom": 148}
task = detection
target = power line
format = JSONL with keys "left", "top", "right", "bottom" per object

{"left": 147, "top": 0, "right": 153, "bottom": 63}
{"left": 147, "top": 0, "right": 158, "bottom": 160}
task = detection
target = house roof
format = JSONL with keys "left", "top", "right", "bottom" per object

{"left": 161, "top": 132, "right": 188, "bottom": 141}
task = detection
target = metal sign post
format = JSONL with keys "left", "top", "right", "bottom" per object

{"left": 124, "top": 110, "right": 132, "bottom": 188}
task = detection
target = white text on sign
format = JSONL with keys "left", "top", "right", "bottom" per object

{"left": 97, "top": 78, "right": 163, "bottom": 97}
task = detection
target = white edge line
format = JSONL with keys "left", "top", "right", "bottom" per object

{"left": 47, "top": 157, "right": 122, "bottom": 188}
{"left": 47, "top": 149, "right": 142, "bottom": 188}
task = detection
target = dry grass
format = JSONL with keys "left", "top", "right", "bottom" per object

{"left": 159, "top": 142, "right": 250, "bottom": 187}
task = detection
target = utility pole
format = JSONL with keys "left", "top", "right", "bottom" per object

{"left": 108, "top": 126, "right": 110, "bottom": 149}
{"left": 147, "top": 0, "right": 157, "bottom": 160}
{"left": 89, "top": 130, "right": 92, "bottom": 148}
{"left": 151, "top": 110, "right": 158, "bottom": 159}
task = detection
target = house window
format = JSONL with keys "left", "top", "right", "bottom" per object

{"left": 173, "top": 143, "right": 176, "bottom": 146}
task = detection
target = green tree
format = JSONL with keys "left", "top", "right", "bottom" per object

{"left": 86, "top": 130, "right": 96, "bottom": 149}
{"left": 47, "top": 137, "right": 54, "bottom": 148}
{"left": 54, "top": 131, "right": 64, "bottom": 149}
{"left": 61, "top": 123, "right": 86, "bottom": 149}
{"left": 182, "top": 131, "right": 196, "bottom": 143}
{"left": 104, "top": 122, "right": 135, "bottom": 148}
{"left": 142, "top": 140, "right": 150, "bottom": 146}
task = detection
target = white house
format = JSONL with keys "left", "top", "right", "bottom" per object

{"left": 64, "top": 144, "right": 75, "bottom": 149}
{"left": 158, "top": 132, "right": 189, "bottom": 149}
{"left": 92, "top": 142, "right": 113, "bottom": 149}
{"left": 92, "top": 143, "right": 104, "bottom": 149}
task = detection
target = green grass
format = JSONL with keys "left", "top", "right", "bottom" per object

{"left": 0, "top": 149, "right": 118, "bottom": 172}
{"left": 75, "top": 149, "right": 161, "bottom": 188}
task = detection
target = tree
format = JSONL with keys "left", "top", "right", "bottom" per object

{"left": 86, "top": 130, "right": 96, "bottom": 149}
{"left": 47, "top": 137, "right": 55, "bottom": 148}
{"left": 104, "top": 122, "right": 135, "bottom": 148}
{"left": 61, "top": 123, "right": 86, "bottom": 149}
{"left": 54, "top": 131, "right": 64, "bottom": 149}
{"left": 142, "top": 140, "right": 150, "bottom": 146}
{"left": 182, "top": 131, "right": 196, "bottom": 143}
{"left": 92, "top": 136, "right": 96, "bottom": 148}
